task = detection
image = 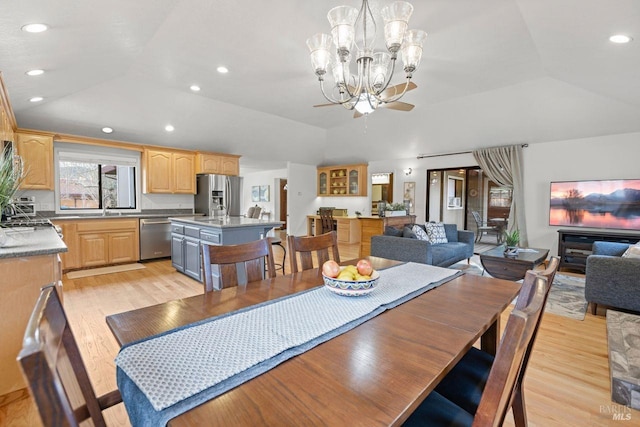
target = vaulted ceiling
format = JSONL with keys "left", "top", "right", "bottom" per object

{"left": 1, "top": 0, "right": 639, "bottom": 172}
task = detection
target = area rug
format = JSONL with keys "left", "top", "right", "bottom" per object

{"left": 450, "top": 258, "right": 588, "bottom": 320}
{"left": 66, "top": 263, "right": 146, "bottom": 279}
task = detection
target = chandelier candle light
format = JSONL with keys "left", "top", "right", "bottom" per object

{"left": 307, "top": 0, "right": 426, "bottom": 117}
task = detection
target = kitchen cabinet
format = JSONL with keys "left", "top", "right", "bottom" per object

{"left": 171, "top": 224, "right": 203, "bottom": 281}
{"left": 359, "top": 215, "right": 415, "bottom": 257}
{"left": 54, "top": 218, "right": 140, "bottom": 269}
{"left": 196, "top": 152, "right": 240, "bottom": 176}
{"left": 16, "top": 132, "right": 54, "bottom": 190}
{"left": 143, "top": 148, "right": 195, "bottom": 194}
{"left": 317, "top": 164, "right": 367, "bottom": 197}
{"left": 52, "top": 220, "right": 80, "bottom": 270}
{"left": 0, "top": 229, "right": 65, "bottom": 401}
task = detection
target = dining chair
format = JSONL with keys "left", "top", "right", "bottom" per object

{"left": 428, "top": 256, "right": 560, "bottom": 426}
{"left": 471, "top": 210, "right": 500, "bottom": 244}
{"left": 319, "top": 208, "right": 335, "bottom": 234}
{"left": 201, "top": 237, "right": 276, "bottom": 291}
{"left": 17, "top": 284, "right": 123, "bottom": 427}
{"left": 287, "top": 231, "right": 340, "bottom": 273}
{"left": 403, "top": 271, "right": 550, "bottom": 427}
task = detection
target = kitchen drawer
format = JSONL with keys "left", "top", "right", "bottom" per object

{"left": 171, "top": 224, "right": 185, "bottom": 234}
{"left": 185, "top": 225, "right": 200, "bottom": 238}
{"left": 201, "top": 231, "right": 221, "bottom": 244}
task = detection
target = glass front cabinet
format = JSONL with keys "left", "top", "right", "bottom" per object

{"left": 317, "top": 164, "right": 367, "bottom": 197}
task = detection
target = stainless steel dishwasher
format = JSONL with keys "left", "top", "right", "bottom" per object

{"left": 139, "top": 218, "right": 172, "bottom": 260}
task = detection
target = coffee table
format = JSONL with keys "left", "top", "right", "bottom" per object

{"left": 479, "top": 246, "right": 549, "bottom": 281}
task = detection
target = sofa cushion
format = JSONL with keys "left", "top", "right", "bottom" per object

{"left": 403, "top": 226, "right": 417, "bottom": 239}
{"left": 443, "top": 224, "right": 459, "bottom": 243}
{"left": 413, "top": 224, "right": 429, "bottom": 241}
{"left": 384, "top": 226, "right": 403, "bottom": 237}
{"left": 425, "top": 222, "right": 448, "bottom": 244}
{"left": 622, "top": 242, "right": 640, "bottom": 259}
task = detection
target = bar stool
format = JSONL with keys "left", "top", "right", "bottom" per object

{"left": 266, "top": 228, "right": 286, "bottom": 275}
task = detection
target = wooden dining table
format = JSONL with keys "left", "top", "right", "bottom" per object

{"left": 106, "top": 256, "right": 520, "bottom": 426}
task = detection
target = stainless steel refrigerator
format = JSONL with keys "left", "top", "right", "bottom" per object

{"left": 195, "top": 174, "right": 243, "bottom": 217}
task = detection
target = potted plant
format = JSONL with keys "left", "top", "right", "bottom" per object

{"left": 386, "top": 203, "right": 407, "bottom": 217}
{"left": 503, "top": 229, "right": 520, "bottom": 256}
{"left": 0, "top": 145, "right": 24, "bottom": 244}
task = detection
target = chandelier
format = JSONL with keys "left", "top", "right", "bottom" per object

{"left": 307, "top": 0, "right": 426, "bottom": 116}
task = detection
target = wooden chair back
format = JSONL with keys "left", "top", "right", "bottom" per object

{"left": 507, "top": 256, "right": 559, "bottom": 426}
{"left": 287, "top": 231, "right": 340, "bottom": 273}
{"left": 319, "top": 208, "right": 335, "bottom": 234}
{"left": 473, "top": 273, "right": 549, "bottom": 427}
{"left": 17, "top": 285, "right": 123, "bottom": 427}
{"left": 202, "top": 238, "right": 276, "bottom": 291}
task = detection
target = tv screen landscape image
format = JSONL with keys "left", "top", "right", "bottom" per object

{"left": 549, "top": 179, "right": 640, "bottom": 230}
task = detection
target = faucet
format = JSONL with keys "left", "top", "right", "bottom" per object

{"left": 102, "top": 195, "right": 110, "bottom": 216}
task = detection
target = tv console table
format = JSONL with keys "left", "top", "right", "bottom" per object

{"left": 557, "top": 229, "right": 640, "bottom": 273}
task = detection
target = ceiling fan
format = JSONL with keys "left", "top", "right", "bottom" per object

{"left": 313, "top": 82, "right": 417, "bottom": 118}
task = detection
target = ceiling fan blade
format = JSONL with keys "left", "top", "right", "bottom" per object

{"left": 380, "top": 81, "right": 417, "bottom": 99}
{"left": 381, "top": 101, "right": 415, "bottom": 111}
{"left": 313, "top": 103, "right": 338, "bottom": 108}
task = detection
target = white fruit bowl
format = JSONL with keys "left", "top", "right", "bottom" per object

{"left": 322, "top": 267, "right": 379, "bottom": 297}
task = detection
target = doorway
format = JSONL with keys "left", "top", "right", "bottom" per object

{"left": 371, "top": 173, "right": 393, "bottom": 214}
{"left": 426, "top": 167, "right": 511, "bottom": 240}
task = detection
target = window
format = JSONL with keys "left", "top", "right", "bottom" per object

{"left": 55, "top": 144, "right": 141, "bottom": 213}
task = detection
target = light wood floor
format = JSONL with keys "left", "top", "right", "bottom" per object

{"left": 1, "top": 235, "right": 636, "bottom": 426}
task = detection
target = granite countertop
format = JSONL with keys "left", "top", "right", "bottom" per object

{"left": 42, "top": 210, "right": 201, "bottom": 221}
{"left": 0, "top": 227, "right": 67, "bottom": 259}
{"left": 170, "top": 216, "right": 284, "bottom": 229}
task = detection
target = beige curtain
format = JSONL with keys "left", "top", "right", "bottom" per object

{"left": 472, "top": 144, "right": 528, "bottom": 246}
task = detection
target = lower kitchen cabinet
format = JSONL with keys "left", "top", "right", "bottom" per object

{"left": 54, "top": 218, "right": 139, "bottom": 270}
{"left": 171, "top": 225, "right": 203, "bottom": 281}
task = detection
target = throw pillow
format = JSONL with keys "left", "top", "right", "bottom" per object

{"left": 403, "top": 226, "right": 417, "bottom": 239}
{"left": 424, "top": 222, "right": 448, "bottom": 244}
{"left": 412, "top": 224, "right": 429, "bottom": 241}
{"left": 622, "top": 242, "right": 640, "bottom": 259}
{"left": 384, "top": 226, "right": 403, "bottom": 237}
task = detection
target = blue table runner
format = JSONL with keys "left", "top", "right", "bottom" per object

{"left": 116, "top": 262, "right": 461, "bottom": 426}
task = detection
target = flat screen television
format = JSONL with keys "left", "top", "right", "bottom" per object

{"left": 549, "top": 179, "right": 640, "bottom": 230}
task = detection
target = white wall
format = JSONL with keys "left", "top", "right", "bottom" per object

{"left": 523, "top": 132, "right": 640, "bottom": 255}
{"left": 286, "top": 162, "right": 318, "bottom": 236}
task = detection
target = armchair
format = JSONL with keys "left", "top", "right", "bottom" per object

{"left": 585, "top": 242, "right": 640, "bottom": 314}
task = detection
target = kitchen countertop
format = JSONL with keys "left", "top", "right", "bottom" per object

{"left": 0, "top": 227, "right": 67, "bottom": 259}
{"left": 42, "top": 210, "right": 202, "bottom": 221}
{"left": 170, "top": 216, "right": 284, "bottom": 229}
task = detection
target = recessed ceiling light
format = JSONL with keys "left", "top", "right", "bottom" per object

{"left": 21, "top": 23, "right": 48, "bottom": 33}
{"left": 190, "top": 85, "right": 201, "bottom": 92}
{"left": 609, "top": 34, "right": 632, "bottom": 44}
{"left": 29, "top": 96, "right": 44, "bottom": 102}
{"left": 216, "top": 66, "right": 229, "bottom": 74}
{"left": 102, "top": 127, "right": 114, "bottom": 134}
{"left": 165, "top": 124, "right": 175, "bottom": 132}
{"left": 26, "top": 69, "right": 44, "bottom": 76}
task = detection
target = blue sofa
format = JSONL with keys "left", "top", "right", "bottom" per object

{"left": 370, "top": 223, "right": 475, "bottom": 268}
{"left": 585, "top": 241, "right": 640, "bottom": 314}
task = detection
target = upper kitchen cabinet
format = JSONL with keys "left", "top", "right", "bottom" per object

{"left": 143, "top": 148, "right": 195, "bottom": 194}
{"left": 318, "top": 164, "right": 367, "bottom": 197}
{"left": 16, "top": 132, "right": 54, "bottom": 190}
{"left": 195, "top": 152, "right": 240, "bottom": 176}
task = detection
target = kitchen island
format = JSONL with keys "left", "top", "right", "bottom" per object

{"left": 169, "top": 216, "right": 283, "bottom": 286}
{"left": 0, "top": 226, "right": 67, "bottom": 404}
